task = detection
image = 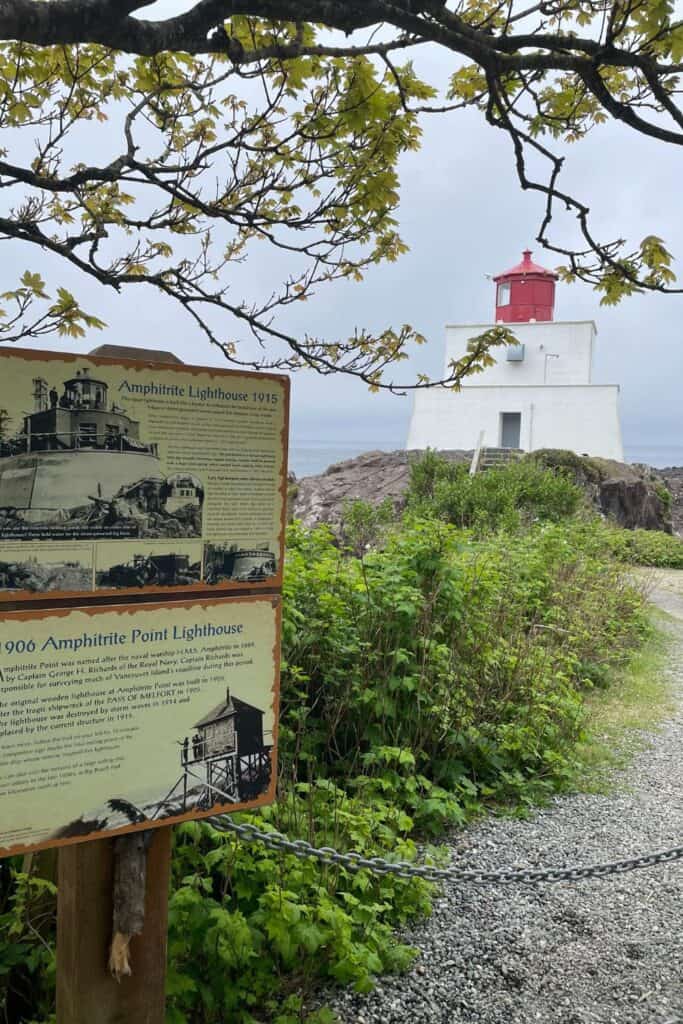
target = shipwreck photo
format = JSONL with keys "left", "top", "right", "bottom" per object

{"left": 0, "top": 551, "right": 92, "bottom": 593}
{"left": 96, "top": 546, "right": 201, "bottom": 589}
{"left": 203, "top": 543, "right": 277, "bottom": 584}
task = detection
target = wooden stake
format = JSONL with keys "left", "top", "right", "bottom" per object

{"left": 56, "top": 826, "right": 172, "bottom": 1024}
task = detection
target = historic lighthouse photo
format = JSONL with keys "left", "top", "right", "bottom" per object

{"left": 0, "top": 368, "right": 202, "bottom": 542}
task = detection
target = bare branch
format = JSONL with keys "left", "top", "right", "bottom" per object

{"left": 0, "top": 0, "right": 682, "bottom": 381}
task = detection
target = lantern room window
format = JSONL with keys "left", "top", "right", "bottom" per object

{"left": 497, "top": 282, "right": 511, "bottom": 306}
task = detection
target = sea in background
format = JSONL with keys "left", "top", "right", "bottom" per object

{"left": 289, "top": 439, "right": 683, "bottom": 479}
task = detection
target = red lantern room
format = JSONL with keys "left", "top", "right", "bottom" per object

{"left": 493, "top": 249, "right": 558, "bottom": 323}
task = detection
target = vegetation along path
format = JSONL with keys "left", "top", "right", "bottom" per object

{"left": 329, "top": 578, "right": 683, "bottom": 1024}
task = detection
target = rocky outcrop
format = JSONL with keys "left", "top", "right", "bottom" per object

{"left": 598, "top": 478, "right": 670, "bottom": 531}
{"left": 660, "top": 468, "right": 683, "bottom": 535}
{"left": 291, "top": 448, "right": 676, "bottom": 534}
{"left": 291, "top": 449, "right": 470, "bottom": 531}
{"left": 529, "top": 450, "right": 674, "bottom": 534}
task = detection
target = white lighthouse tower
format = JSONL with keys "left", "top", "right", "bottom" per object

{"left": 407, "top": 249, "right": 624, "bottom": 460}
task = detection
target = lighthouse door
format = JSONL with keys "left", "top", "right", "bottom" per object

{"left": 500, "top": 412, "right": 521, "bottom": 448}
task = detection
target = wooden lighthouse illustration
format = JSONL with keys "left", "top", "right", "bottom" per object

{"left": 179, "top": 689, "right": 272, "bottom": 810}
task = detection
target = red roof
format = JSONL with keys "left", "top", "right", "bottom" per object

{"left": 494, "top": 249, "right": 558, "bottom": 282}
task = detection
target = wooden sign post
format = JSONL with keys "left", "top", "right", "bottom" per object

{"left": 0, "top": 344, "right": 289, "bottom": 1022}
{"left": 57, "top": 828, "right": 172, "bottom": 1024}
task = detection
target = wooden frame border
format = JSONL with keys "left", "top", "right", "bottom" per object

{"left": 0, "top": 346, "right": 290, "bottom": 607}
{"left": 0, "top": 593, "right": 281, "bottom": 858}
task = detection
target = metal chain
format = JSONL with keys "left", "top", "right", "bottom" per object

{"left": 184, "top": 768, "right": 683, "bottom": 886}
{"left": 207, "top": 814, "right": 683, "bottom": 886}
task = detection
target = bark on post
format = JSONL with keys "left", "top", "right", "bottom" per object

{"left": 109, "top": 831, "right": 155, "bottom": 981}
{"left": 56, "top": 826, "right": 173, "bottom": 1024}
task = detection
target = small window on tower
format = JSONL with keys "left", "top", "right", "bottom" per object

{"left": 497, "top": 282, "right": 511, "bottom": 306}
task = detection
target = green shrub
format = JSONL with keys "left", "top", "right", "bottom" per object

{"left": 603, "top": 524, "right": 683, "bottom": 568}
{"left": 339, "top": 497, "right": 396, "bottom": 557}
{"left": 0, "top": 863, "right": 56, "bottom": 1024}
{"left": 654, "top": 483, "right": 673, "bottom": 514}
{"left": 0, "top": 512, "right": 651, "bottom": 1023}
{"left": 527, "top": 448, "right": 605, "bottom": 484}
{"left": 282, "top": 516, "right": 648, "bottom": 808}
{"left": 167, "top": 785, "right": 431, "bottom": 1024}
{"left": 406, "top": 450, "right": 583, "bottom": 532}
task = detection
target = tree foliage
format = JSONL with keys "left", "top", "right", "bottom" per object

{"left": 0, "top": 1, "right": 681, "bottom": 385}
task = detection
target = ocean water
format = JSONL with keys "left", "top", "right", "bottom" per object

{"left": 289, "top": 439, "right": 683, "bottom": 478}
{"left": 289, "top": 438, "right": 401, "bottom": 478}
{"left": 623, "top": 446, "right": 683, "bottom": 470}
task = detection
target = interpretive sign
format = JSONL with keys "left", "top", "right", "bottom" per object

{"left": 0, "top": 347, "right": 288, "bottom": 602}
{"left": 0, "top": 595, "right": 280, "bottom": 856}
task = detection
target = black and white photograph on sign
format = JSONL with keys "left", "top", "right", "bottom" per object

{"left": 0, "top": 550, "right": 92, "bottom": 593}
{"left": 0, "top": 348, "right": 288, "bottom": 601}
{"left": 95, "top": 541, "right": 202, "bottom": 589}
{"left": 203, "top": 542, "right": 277, "bottom": 584}
{"left": 0, "top": 369, "right": 203, "bottom": 542}
{"left": 0, "top": 597, "right": 279, "bottom": 855}
{"left": 52, "top": 689, "right": 272, "bottom": 840}
{"left": 163, "top": 473, "right": 204, "bottom": 516}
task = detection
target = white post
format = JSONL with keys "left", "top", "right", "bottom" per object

{"left": 469, "top": 430, "right": 485, "bottom": 476}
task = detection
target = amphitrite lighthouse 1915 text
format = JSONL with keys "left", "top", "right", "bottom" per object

{"left": 407, "top": 249, "right": 623, "bottom": 460}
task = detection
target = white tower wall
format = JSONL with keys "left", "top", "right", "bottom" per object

{"left": 408, "top": 317, "right": 623, "bottom": 460}
{"left": 407, "top": 385, "right": 623, "bottom": 461}
{"left": 444, "top": 320, "right": 596, "bottom": 385}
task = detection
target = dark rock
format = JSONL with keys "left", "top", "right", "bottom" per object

{"left": 660, "top": 468, "right": 683, "bottom": 535}
{"left": 599, "top": 477, "right": 669, "bottom": 532}
{"left": 291, "top": 449, "right": 470, "bottom": 531}
{"left": 529, "top": 450, "right": 674, "bottom": 533}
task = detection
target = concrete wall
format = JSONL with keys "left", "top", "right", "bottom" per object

{"left": 444, "top": 320, "right": 596, "bottom": 386}
{"left": 407, "top": 384, "right": 624, "bottom": 461}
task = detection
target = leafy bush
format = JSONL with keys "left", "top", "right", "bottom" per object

{"left": 339, "top": 497, "right": 396, "bottom": 557}
{"left": 1, "top": 493, "right": 652, "bottom": 1023}
{"left": 167, "top": 784, "right": 431, "bottom": 1024}
{"left": 0, "top": 863, "right": 56, "bottom": 1024}
{"left": 527, "top": 448, "right": 605, "bottom": 484}
{"left": 603, "top": 524, "right": 683, "bottom": 568}
{"left": 282, "top": 517, "right": 648, "bottom": 811}
{"left": 406, "top": 450, "right": 583, "bottom": 532}
{"left": 654, "top": 483, "right": 673, "bottom": 515}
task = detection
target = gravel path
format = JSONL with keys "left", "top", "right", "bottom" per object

{"left": 329, "top": 586, "right": 683, "bottom": 1024}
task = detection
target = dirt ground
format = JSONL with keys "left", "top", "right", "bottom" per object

{"left": 635, "top": 567, "right": 683, "bottom": 618}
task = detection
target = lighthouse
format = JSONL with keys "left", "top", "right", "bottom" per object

{"left": 407, "top": 249, "right": 623, "bottom": 460}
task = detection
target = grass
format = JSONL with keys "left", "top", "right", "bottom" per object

{"left": 575, "top": 616, "right": 676, "bottom": 793}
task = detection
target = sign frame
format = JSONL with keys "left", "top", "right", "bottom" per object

{"left": 0, "top": 592, "right": 281, "bottom": 859}
{"left": 0, "top": 346, "right": 290, "bottom": 606}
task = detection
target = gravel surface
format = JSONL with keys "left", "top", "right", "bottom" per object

{"left": 328, "top": 588, "right": 683, "bottom": 1024}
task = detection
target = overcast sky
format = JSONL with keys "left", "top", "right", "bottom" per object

{"left": 6, "top": 3, "right": 683, "bottom": 463}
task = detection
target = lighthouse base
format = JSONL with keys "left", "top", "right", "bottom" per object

{"left": 407, "top": 384, "right": 623, "bottom": 462}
